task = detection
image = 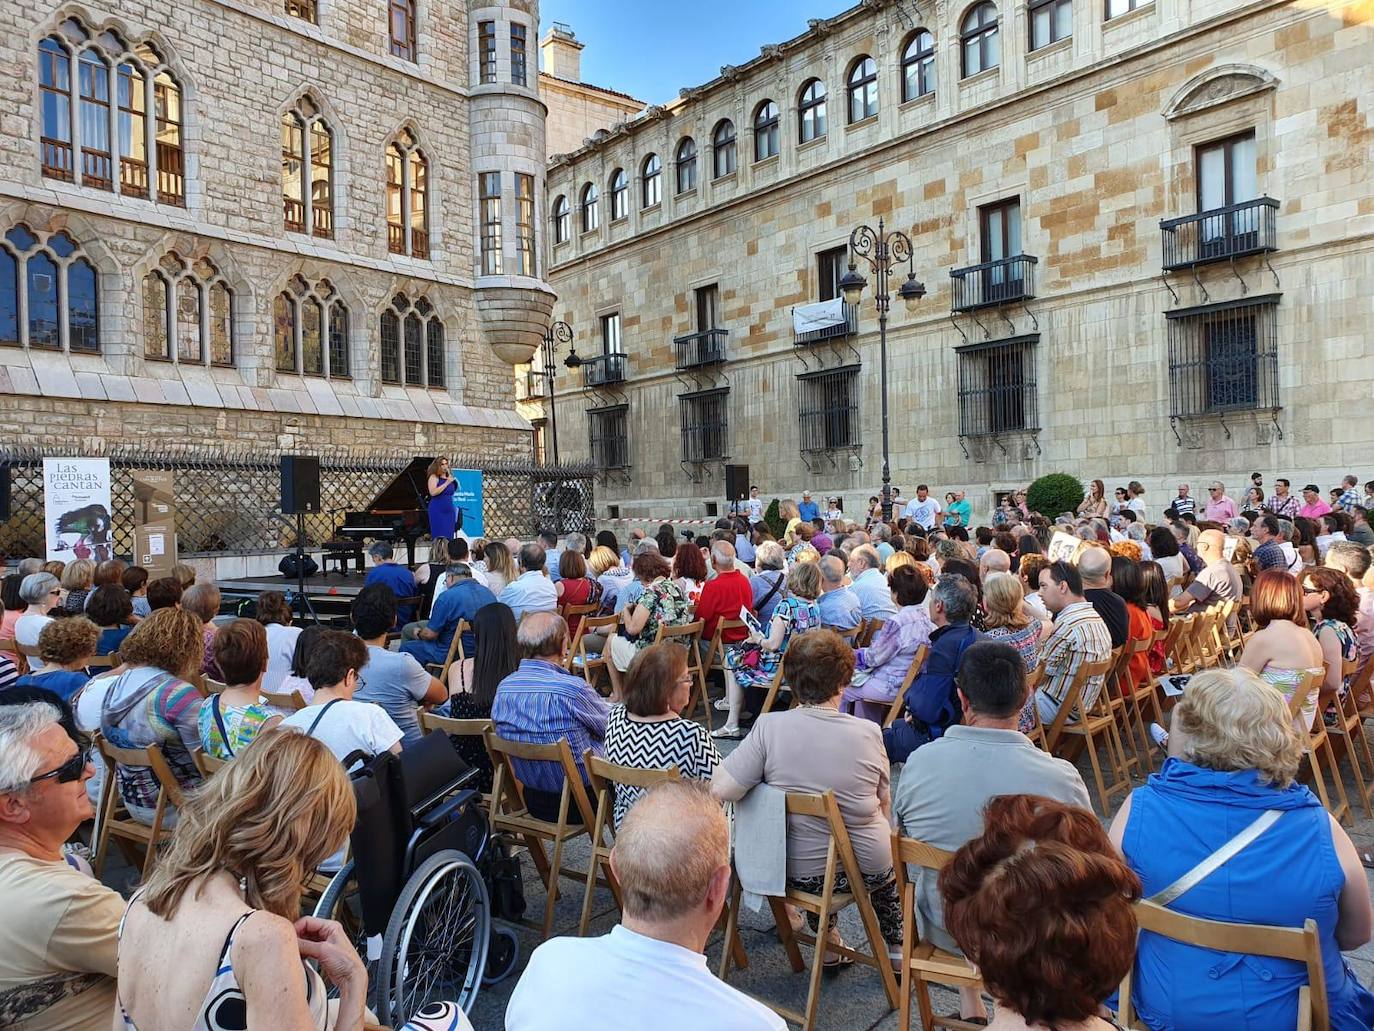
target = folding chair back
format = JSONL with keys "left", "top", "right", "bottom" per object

{"left": 1045, "top": 655, "right": 1128, "bottom": 813}
{"left": 570, "top": 613, "right": 622, "bottom": 697}
{"left": 703, "top": 618, "right": 747, "bottom": 673}
{"left": 485, "top": 731, "right": 597, "bottom": 939}
{"left": 561, "top": 604, "right": 600, "bottom": 666}
{"left": 0, "top": 639, "right": 28, "bottom": 676}
{"left": 1118, "top": 900, "right": 1329, "bottom": 1031}
{"left": 857, "top": 618, "right": 884, "bottom": 648}
{"left": 881, "top": 644, "right": 929, "bottom": 729}
{"left": 719, "top": 789, "right": 899, "bottom": 1030}
{"left": 654, "top": 620, "right": 711, "bottom": 727}
{"left": 193, "top": 747, "right": 230, "bottom": 777}
{"left": 261, "top": 688, "right": 308, "bottom": 711}
{"left": 892, "top": 834, "right": 985, "bottom": 1031}
{"left": 92, "top": 734, "right": 185, "bottom": 878}
{"left": 1290, "top": 668, "right": 1350, "bottom": 823}
{"left": 423, "top": 619, "right": 468, "bottom": 683}
{"left": 578, "top": 753, "right": 678, "bottom": 934}
{"left": 86, "top": 652, "right": 118, "bottom": 670}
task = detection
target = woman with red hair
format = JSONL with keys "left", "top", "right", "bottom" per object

{"left": 1239, "top": 569, "right": 1324, "bottom": 730}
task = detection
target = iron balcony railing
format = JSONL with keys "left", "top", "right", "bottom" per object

{"left": 950, "top": 255, "right": 1038, "bottom": 312}
{"left": 1160, "top": 197, "right": 1278, "bottom": 272}
{"left": 583, "top": 352, "right": 627, "bottom": 388}
{"left": 674, "top": 328, "right": 728, "bottom": 369}
{"left": 793, "top": 301, "right": 858, "bottom": 346}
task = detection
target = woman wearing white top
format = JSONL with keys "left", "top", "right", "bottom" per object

{"left": 1147, "top": 526, "right": 1186, "bottom": 584}
{"left": 14, "top": 572, "right": 61, "bottom": 647}
{"left": 255, "top": 591, "right": 301, "bottom": 695}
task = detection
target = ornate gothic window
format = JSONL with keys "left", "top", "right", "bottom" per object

{"left": 273, "top": 276, "right": 349, "bottom": 378}
{"left": 386, "top": 129, "right": 429, "bottom": 258}
{"left": 0, "top": 224, "right": 99, "bottom": 353}
{"left": 143, "top": 254, "right": 234, "bottom": 365}
{"left": 380, "top": 293, "right": 444, "bottom": 388}
{"left": 282, "top": 95, "right": 333, "bottom": 238}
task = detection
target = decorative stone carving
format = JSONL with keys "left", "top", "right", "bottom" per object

{"left": 1164, "top": 64, "right": 1279, "bottom": 121}
{"left": 679, "top": 86, "right": 703, "bottom": 101}
{"left": 720, "top": 64, "right": 742, "bottom": 82}
{"left": 475, "top": 286, "right": 556, "bottom": 366}
{"left": 1254, "top": 418, "right": 1276, "bottom": 446}
{"left": 1179, "top": 422, "right": 1205, "bottom": 450}
{"left": 760, "top": 44, "right": 784, "bottom": 61}
{"left": 807, "top": 18, "right": 832, "bottom": 37}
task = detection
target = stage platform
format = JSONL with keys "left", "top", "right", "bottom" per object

{"left": 215, "top": 572, "right": 373, "bottom": 598}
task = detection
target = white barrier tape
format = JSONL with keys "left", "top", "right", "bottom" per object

{"left": 599, "top": 517, "right": 718, "bottom": 526}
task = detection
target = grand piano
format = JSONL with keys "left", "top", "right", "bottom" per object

{"left": 334, "top": 458, "right": 434, "bottom": 567}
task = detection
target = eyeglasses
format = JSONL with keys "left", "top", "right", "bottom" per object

{"left": 29, "top": 749, "right": 92, "bottom": 786}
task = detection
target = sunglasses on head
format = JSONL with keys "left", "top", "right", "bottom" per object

{"left": 29, "top": 748, "right": 91, "bottom": 786}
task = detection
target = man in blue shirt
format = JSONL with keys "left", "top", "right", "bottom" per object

{"left": 539, "top": 529, "right": 563, "bottom": 583}
{"left": 847, "top": 545, "right": 898, "bottom": 620}
{"left": 364, "top": 541, "right": 418, "bottom": 625}
{"left": 399, "top": 563, "right": 495, "bottom": 667}
{"left": 798, "top": 490, "right": 820, "bottom": 523}
{"left": 498, "top": 543, "right": 559, "bottom": 620}
{"left": 817, "top": 555, "right": 861, "bottom": 631}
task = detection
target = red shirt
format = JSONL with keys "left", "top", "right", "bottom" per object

{"left": 694, "top": 569, "right": 754, "bottom": 644}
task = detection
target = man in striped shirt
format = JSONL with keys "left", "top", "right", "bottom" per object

{"left": 1033, "top": 561, "right": 1112, "bottom": 726}
{"left": 492, "top": 610, "right": 608, "bottom": 821}
{"left": 1266, "top": 478, "right": 1300, "bottom": 520}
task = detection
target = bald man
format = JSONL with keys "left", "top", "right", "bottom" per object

{"left": 506, "top": 782, "right": 784, "bottom": 1031}
{"left": 1172, "top": 528, "right": 1242, "bottom": 622}
{"left": 1077, "top": 545, "right": 1128, "bottom": 649}
{"left": 978, "top": 548, "right": 1011, "bottom": 583}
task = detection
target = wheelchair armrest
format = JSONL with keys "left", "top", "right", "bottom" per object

{"left": 415, "top": 787, "right": 479, "bottom": 831}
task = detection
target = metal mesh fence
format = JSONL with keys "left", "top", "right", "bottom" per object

{"left": 1, "top": 444, "right": 595, "bottom": 559}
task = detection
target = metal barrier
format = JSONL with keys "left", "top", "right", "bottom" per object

{"left": 0, "top": 444, "right": 595, "bottom": 559}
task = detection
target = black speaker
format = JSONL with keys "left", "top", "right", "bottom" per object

{"left": 724, "top": 464, "right": 750, "bottom": 502}
{"left": 280, "top": 456, "right": 321, "bottom": 514}
{"left": 0, "top": 464, "right": 9, "bottom": 522}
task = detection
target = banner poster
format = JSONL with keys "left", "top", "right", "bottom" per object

{"left": 1046, "top": 530, "right": 1081, "bottom": 564}
{"left": 132, "top": 469, "right": 177, "bottom": 577}
{"left": 452, "top": 469, "right": 485, "bottom": 539}
{"left": 43, "top": 458, "right": 114, "bottom": 562}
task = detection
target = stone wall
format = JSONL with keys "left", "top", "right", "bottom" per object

{"left": 542, "top": 76, "right": 645, "bottom": 159}
{"left": 538, "top": 0, "right": 1374, "bottom": 522}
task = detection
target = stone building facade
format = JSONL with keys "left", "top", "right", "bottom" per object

{"left": 534, "top": 0, "right": 1374, "bottom": 522}
{"left": 0, "top": 0, "right": 556, "bottom": 462}
{"left": 538, "top": 25, "right": 645, "bottom": 160}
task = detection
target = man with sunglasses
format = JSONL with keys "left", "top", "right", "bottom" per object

{"left": 0, "top": 702, "right": 124, "bottom": 1030}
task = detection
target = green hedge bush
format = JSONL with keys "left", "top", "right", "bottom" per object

{"left": 1026, "top": 473, "right": 1084, "bottom": 520}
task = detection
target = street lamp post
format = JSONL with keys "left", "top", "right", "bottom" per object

{"left": 838, "top": 217, "right": 925, "bottom": 523}
{"left": 539, "top": 319, "right": 581, "bottom": 466}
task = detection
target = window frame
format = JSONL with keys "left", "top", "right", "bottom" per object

{"left": 478, "top": 171, "right": 502, "bottom": 276}
{"left": 797, "top": 366, "right": 861, "bottom": 452}
{"left": 1105, "top": 0, "right": 1147, "bottom": 19}
{"left": 1194, "top": 130, "right": 1258, "bottom": 212}
{"left": 281, "top": 97, "right": 332, "bottom": 238}
{"left": 385, "top": 130, "right": 429, "bottom": 259}
{"left": 1028, "top": 0, "right": 1072, "bottom": 50}
{"left": 641, "top": 154, "right": 661, "bottom": 209}
{"left": 901, "top": 29, "right": 936, "bottom": 102}
{"left": 753, "top": 100, "right": 780, "bottom": 162}
{"left": 960, "top": 2, "right": 1001, "bottom": 79}
{"left": 609, "top": 168, "right": 628, "bottom": 221}
{"left": 846, "top": 56, "right": 878, "bottom": 125}
{"left": 580, "top": 181, "right": 599, "bottom": 233}
{"left": 712, "top": 120, "right": 737, "bottom": 179}
{"left": 389, "top": 0, "right": 417, "bottom": 61}
{"left": 675, "top": 137, "right": 697, "bottom": 194}
{"left": 515, "top": 172, "right": 536, "bottom": 276}
{"left": 798, "top": 78, "right": 827, "bottom": 144}
{"left": 1, "top": 225, "right": 101, "bottom": 354}
{"left": 551, "top": 194, "right": 570, "bottom": 244}
{"left": 510, "top": 22, "right": 528, "bottom": 86}
{"left": 380, "top": 293, "right": 445, "bottom": 388}
{"left": 477, "top": 21, "right": 497, "bottom": 84}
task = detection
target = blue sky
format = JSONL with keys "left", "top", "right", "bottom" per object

{"left": 539, "top": 0, "right": 856, "bottom": 104}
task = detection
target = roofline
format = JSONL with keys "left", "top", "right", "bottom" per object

{"left": 538, "top": 72, "right": 646, "bottom": 108}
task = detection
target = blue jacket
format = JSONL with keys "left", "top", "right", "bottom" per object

{"left": 884, "top": 622, "right": 982, "bottom": 764}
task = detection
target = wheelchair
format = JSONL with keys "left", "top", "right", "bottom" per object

{"left": 311, "top": 730, "right": 520, "bottom": 1028}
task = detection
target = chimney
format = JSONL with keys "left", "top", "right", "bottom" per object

{"left": 540, "top": 22, "right": 583, "bottom": 82}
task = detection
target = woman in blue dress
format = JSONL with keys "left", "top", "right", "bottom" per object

{"left": 1110, "top": 666, "right": 1374, "bottom": 1031}
{"left": 426, "top": 456, "right": 457, "bottom": 540}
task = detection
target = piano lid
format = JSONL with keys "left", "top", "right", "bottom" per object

{"left": 356, "top": 457, "right": 433, "bottom": 515}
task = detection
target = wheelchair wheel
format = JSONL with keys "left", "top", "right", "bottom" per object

{"left": 311, "top": 863, "right": 375, "bottom": 1004}
{"left": 376, "top": 849, "right": 490, "bottom": 1026}
{"left": 482, "top": 924, "right": 520, "bottom": 986}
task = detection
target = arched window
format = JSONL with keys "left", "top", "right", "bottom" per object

{"left": 712, "top": 120, "right": 736, "bottom": 179}
{"left": 551, "top": 195, "right": 569, "bottom": 244}
{"left": 960, "top": 3, "right": 1000, "bottom": 78}
{"left": 753, "top": 101, "right": 779, "bottom": 161}
{"left": 380, "top": 293, "right": 444, "bottom": 388}
{"left": 35, "top": 27, "right": 184, "bottom": 204}
{"left": 385, "top": 129, "right": 429, "bottom": 258}
{"left": 798, "top": 79, "right": 827, "bottom": 144}
{"left": 901, "top": 30, "right": 936, "bottom": 101}
{"left": 609, "top": 168, "right": 628, "bottom": 221}
{"left": 641, "top": 154, "right": 661, "bottom": 208}
{"left": 282, "top": 95, "right": 333, "bottom": 238}
{"left": 38, "top": 38, "right": 73, "bottom": 181}
{"left": 273, "top": 276, "right": 348, "bottom": 378}
{"left": 847, "top": 56, "right": 878, "bottom": 124}
{"left": 78, "top": 51, "right": 112, "bottom": 190}
{"left": 0, "top": 224, "right": 101, "bottom": 353}
{"left": 580, "top": 182, "right": 599, "bottom": 232}
{"left": 143, "top": 250, "right": 234, "bottom": 365}
{"left": 675, "top": 137, "right": 697, "bottom": 194}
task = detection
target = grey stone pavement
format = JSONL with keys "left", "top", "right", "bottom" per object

{"left": 465, "top": 718, "right": 1374, "bottom": 1031}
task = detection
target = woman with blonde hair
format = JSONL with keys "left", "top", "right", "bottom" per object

{"left": 587, "top": 545, "right": 620, "bottom": 577}
{"left": 60, "top": 558, "right": 97, "bottom": 614}
{"left": 1112, "top": 667, "right": 1374, "bottom": 1030}
{"left": 981, "top": 571, "right": 1049, "bottom": 734}
{"left": 116, "top": 730, "right": 366, "bottom": 1030}
{"left": 778, "top": 498, "right": 802, "bottom": 545}
{"left": 884, "top": 550, "right": 916, "bottom": 574}
{"left": 479, "top": 539, "right": 515, "bottom": 595}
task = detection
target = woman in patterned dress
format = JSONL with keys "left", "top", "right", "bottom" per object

{"left": 1301, "top": 566, "right": 1360, "bottom": 720}
{"left": 197, "top": 619, "right": 281, "bottom": 761}
{"left": 713, "top": 562, "right": 823, "bottom": 739}
{"left": 981, "top": 571, "right": 1049, "bottom": 735}
{"left": 841, "top": 567, "right": 935, "bottom": 724}
{"left": 608, "top": 552, "right": 692, "bottom": 673}
{"left": 602, "top": 642, "right": 720, "bottom": 829}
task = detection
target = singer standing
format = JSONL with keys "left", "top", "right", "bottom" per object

{"left": 426, "top": 456, "right": 458, "bottom": 540}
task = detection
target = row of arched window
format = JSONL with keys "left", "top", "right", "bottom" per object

{"left": 551, "top": 3, "right": 1018, "bottom": 242}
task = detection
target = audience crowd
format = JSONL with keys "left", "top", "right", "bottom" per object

{"left": 2, "top": 467, "right": 1373, "bottom": 1030}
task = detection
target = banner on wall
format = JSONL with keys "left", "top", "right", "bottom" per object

{"left": 43, "top": 458, "right": 115, "bottom": 562}
{"left": 452, "top": 469, "right": 485, "bottom": 539}
{"left": 132, "top": 469, "right": 178, "bottom": 577}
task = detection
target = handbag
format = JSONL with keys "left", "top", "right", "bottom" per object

{"left": 1148, "top": 808, "right": 1281, "bottom": 907}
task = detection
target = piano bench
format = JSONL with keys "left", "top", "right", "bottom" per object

{"left": 322, "top": 543, "right": 365, "bottom": 577}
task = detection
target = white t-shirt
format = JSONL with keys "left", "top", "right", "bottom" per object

{"left": 14, "top": 613, "right": 53, "bottom": 648}
{"left": 263, "top": 623, "right": 302, "bottom": 694}
{"left": 903, "top": 496, "right": 942, "bottom": 529}
{"left": 745, "top": 497, "right": 763, "bottom": 522}
{"left": 1127, "top": 497, "right": 1148, "bottom": 522}
{"left": 506, "top": 925, "right": 784, "bottom": 1031}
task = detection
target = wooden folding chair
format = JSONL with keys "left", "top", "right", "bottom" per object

{"left": 485, "top": 732, "right": 598, "bottom": 939}
{"left": 718, "top": 789, "right": 900, "bottom": 1031}
{"left": 1104, "top": 643, "right": 1149, "bottom": 775}
{"left": 422, "top": 619, "right": 468, "bottom": 683}
{"left": 1044, "top": 656, "right": 1130, "bottom": 815}
{"left": 0, "top": 639, "right": 28, "bottom": 676}
{"left": 1024, "top": 662, "right": 1051, "bottom": 752}
{"left": 420, "top": 711, "right": 494, "bottom": 806}
{"left": 857, "top": 618, "right": 884, "bottom": 648}
{"left": 193, "top": 747, "right": 230, "bottom": 777}
{"left": 1123, "top": 634, "right": 1165, "bottom": 769}
{"left": 577, "top": 753, "right": 673, "bottom": 935}
{"left": 654, "top": 619, "right": 711, "bottom": 729}
{"left": 570, "top": 613, "right": 623, "bottom": 698}
{"left": 892, "top": 835, "right": 986, "bottom": 1031}
{"left": 92, "top": 734, "right": 184, "bottom": 878}
{"left": 260, "top": 688, "right": 308, "bottom": 711}
{"left": 561, "top": 604, "right": 600, "bottom": 669}
{"left": 701, "top": 618, "right": 747, "bottom": 677}
{"left": 759, "top": 655, "right": 792, "bottom": 715}
{"left": 1351, "top": 657, "right": 1374, "bottom": 721}
{"left": 881, "top": 644, "right": 929, "bottom": 729}
{"left": 85, "top": 653, "right": 118, "bottom": 671}
{"left": 1118, "top": 900, "right": 1329, "bottom": 1031}
{"left": 1288, "top": 668, "right": 1349, "bottom": 824}
{"left": 1329, "top": 655, "right": 1374, "bottom": 819}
